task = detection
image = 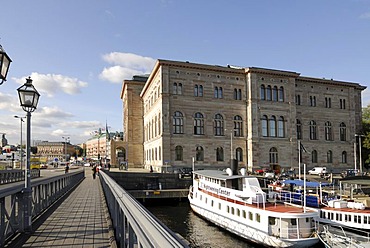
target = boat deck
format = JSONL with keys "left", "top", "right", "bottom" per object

{"left": 321, "top": 206, "right": 370, "bottom": 213}
{"left": 263, "top": 202, "right": 316, "bottom": 213}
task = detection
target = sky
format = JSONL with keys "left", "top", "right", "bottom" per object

{"left": 1, "top": 0, "right": 370, "bottom": 146}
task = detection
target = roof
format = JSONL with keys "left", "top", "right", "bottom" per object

{"left": 194, "top": 169, "right": 249, "bottom": 180}
{"left": 282, "top": 179, "right": 331, "bottom": 187}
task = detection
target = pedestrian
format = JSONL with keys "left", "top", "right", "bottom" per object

{"left": 92, "top": 165, "right": 97, "bottom": 179}
{"left": 108, "top": 163, "right": 111, "bottom": 171}
{"left": 65, "top": 164, "right": 69, "bottom": 173}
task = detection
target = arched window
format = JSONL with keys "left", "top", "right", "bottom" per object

{"left": 216, "top": 147, "right": 224, "bottom": 161}
{"left": 310, "top": 120, "right": 317, "bottom": 140}
{"left": 269, "top": 116, "right": 276, "bottom": 137}
{"left": 269, "top": 147, "right": 278, "bottom": 164}
{"left": 272, "top": 86, "right": 278, "bottom": 101}
{"left": 236, "top": 147, "right": 243, "bottom": 162}
{"left": 296, "top": 119, "right": 302, "bottom": 140}
{"left": 312, "top": 150, "right": 318, "bottom": 163}
{"left": 173, "top": 111, "right": 184, "bottom": 134}
{"left": 175, "top": 146, "right": 183, "bottom": 161}
{"left": 194, "top": 112, "right": 204, "bottom": 135}
{"left": 295, "top": 94, "right": 301, "bottom": 105}
{"left": 178, "top": 83, "right": 182, "bottom": 95}
{"left": 158, "top": 113, "right": 161, "bottom": 135}
{"left": 196, "top": 146, "right": 204, "bottom": 161}
{"left": 340, "top": 122, "right": 346, "bottom": 141}
{"left": 262, "top": 115, "right": 268, "bottom": 137}
{"left": 342, "top": 151, "right": 347, "bottom": 163}
{"left": 234, "top": 88, "right": 237, "bottom": 100}
{"left": 260, "top": 85, "right": 265, "bottom": 100}
{"left": 194, "top": 85, "right": 198, "bottom": 96}
{"left": 327, "top": 150, "right": 333, "bottom": 163}
{"left": 234, "top": 115, "right": 243, "bottom": 137}
{"left": 238, "top": 89, "right": 241, "bottom": 100}
{"left": 219, "top": 87, "right": 223, "bottom": 98}
{"left": 199, "top": 85, "right": 203, "bottom": 96}
{"left": 266, "top": 85, "right": 272, "bottom": 101}
{"left": 173, "top": 83, "right": 177, "bottom": 94}
{"left": 279, "top": 86, "right": 284, "bottom": 102}
{"left": 154, "top": 116, "right": 158, "bottom": 137}
{"left": 325, "top": 121, "right": 332, "bottom": 141}
{"left": 278, "top": 116, "right": 284, "bottom": 137}
{"left": 214, "top": 114, "right": 224, "bottom": 136}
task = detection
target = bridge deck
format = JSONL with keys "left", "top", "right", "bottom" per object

{"left": 8, "top": 168, "right": 111, "bottom": 247}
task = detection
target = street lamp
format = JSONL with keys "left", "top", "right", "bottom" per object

{"left": 0, "top": 44, "right": 12, "bottom": 85}
{"left": 17, "top": 77, "right": 40, "bottom": 232}
{"left": 62, "top": 136, "right": 70, "bottom": 162}
{"left": 14, "top": 115, "right": 25, "bottom": 170}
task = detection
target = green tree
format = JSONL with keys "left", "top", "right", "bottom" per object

{"left": 362, "top": 105, "right": 370, "bottom": 171}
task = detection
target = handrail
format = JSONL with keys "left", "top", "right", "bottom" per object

{"left": 99, "top": 170, "right": 189, "bottom": 248}
{"left": 0, "top": 169, "right": 40, "bottom": 185}
{"left": 0, "top": 169, "right": 84, "bottom": 246}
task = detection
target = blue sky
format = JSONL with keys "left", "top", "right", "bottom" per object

{"left": 1, "top": 0, "right": 370, "bottom": 146}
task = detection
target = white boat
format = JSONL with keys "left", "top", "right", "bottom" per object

{"left": 188, "top": 168, "right": 319, "bottom": 247}
{"left": 268, "top": 179, "right": 370, "bottom": 231}
{"left": 318, "top": 225, "right": 370, "bottom": 248}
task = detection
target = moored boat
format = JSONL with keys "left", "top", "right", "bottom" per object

{"left": 188, "top": 167, "right": 319, "bottom": 247}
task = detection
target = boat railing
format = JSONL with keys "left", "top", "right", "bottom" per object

{"left": 319, "top": 225, "right": 369, "bottom": 248}
{"left": 279, "top": 225, "right": 316, "bottom": 239}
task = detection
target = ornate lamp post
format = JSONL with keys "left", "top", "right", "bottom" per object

{"left": 0, "top": 44, "right": 12, "bottom": 85}
{"left": 17, "top": 77, "right": 40, "bottom": 232}
{"left": 14, "top": 115, "right": 25, "bottom": 170}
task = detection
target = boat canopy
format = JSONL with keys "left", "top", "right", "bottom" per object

{"left": 282, "top": 179, "right": 331, "bottom": 187}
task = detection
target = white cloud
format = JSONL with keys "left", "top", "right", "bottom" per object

{"left": 12, "top": 73, "right": 88, "bottom": 97}
{"left": 360, "top": 12, "right": 370, "bottom": 19}
{"left": 100, "top": 52, "right": 156, "bottom": 83}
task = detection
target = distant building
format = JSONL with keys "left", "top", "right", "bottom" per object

{"left": 36, "top": 141, "right": 76, "bottom": 163}
{"left": 120, "top": 60, "right": 366, "bottom": 173}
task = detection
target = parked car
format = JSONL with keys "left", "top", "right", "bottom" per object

{"left": 40, "top": 164, "right": 48, "bottom": 169}
{"left": 341, "top": 169, "right": 359, "bottom": 178}
{"left": 278, "top": 170, "right": 296, "bottom": 180}
{"left": 255, "top": 168, "right": 270, "bottom": 175}
{"left": 179, "top": 168, "right": 192, "bottom": 178}
{"left": 264, "top": 170, "right": 276, "bottom": 179}
{"left": 308, "top": 167, "right": 327, "bottom": 175}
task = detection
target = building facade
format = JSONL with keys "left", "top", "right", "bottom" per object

{"left": 121, "top": 60, "right": 366, "bottom": 173}
{"left": 36, "top": 141, "right": 77, "bottom": 162}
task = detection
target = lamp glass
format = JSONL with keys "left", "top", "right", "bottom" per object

{"left": 17, "top": 78, "right": 40, "bottom": 112}
{"left": 0, "top": 46, "right": 12, "bottom": 81}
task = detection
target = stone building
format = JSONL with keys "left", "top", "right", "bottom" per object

{"left": 36, "top": 141, "right": 76, "bottom": 163}
{"left": 120, "top": 59, "right": 366, "bottom": 173}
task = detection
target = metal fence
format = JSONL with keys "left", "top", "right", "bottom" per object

{"left": 99, "top": 170, "right": 189, "bottom": 248}
{"left": 0, "top": 169, "right": 40, "bottom": 185}
{"left": 0, "top": 169, "right": 85, "bottom": 246}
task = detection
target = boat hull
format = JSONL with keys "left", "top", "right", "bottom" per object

{"left": 189, "top": 201, "right": 318, "bottom": 248}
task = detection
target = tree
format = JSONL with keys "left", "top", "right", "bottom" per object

{"left": 361, "top": 105, "right": 370, "bottom": 171}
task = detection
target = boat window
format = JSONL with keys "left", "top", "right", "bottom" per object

{"left": 205, "top": 198, "right": 207, "bottom": 204}
{"left": 339, "top": 214, "right": 342, "bottom": 221}
{"left": 211, "top": 200, "right": 214, "bottom": 207}
{"left": 249, "top": 211, "right": 253, "bottom": 221}
{"left": 306, "top": 218, "right": 309, "bottom": 223}
{"left": 345, "top": 214, "right": 348, "bottom": 222}
{"left": 365, "top": 216, "right": 368, "bottom": 224}
{"left": 219, "top": 203, "right": 221, "bottom": 210}
{"left": 227, "top": 206, "right": 230, "bottom": 213}
{"left": 354, "top": 215, "right": 358, "bottom": 223}
{"left": 336, "top": 213, "right": 339, "bottom": 221}
{"left": 237, "top": 209, "right": 240, "bottom": 217}
{"left": 291, "top": 219, "right": 297, "bottom": 225}
{"left": 243, "top": 210, "right": 246, "bottom": 219}
{"left": 195, "top": 193, "right": 198, "bottom": 198}
{"left": 269, "top": 217, "right": 276, "bottom": 225}
{"left": 231, "top": 207, "right": 235, "bottom": 215}
{"left": 200, "top": 195, "right": 202, "bottom": 201}
{"left": 256, "top": 213, "right": 261, "bottom": 223}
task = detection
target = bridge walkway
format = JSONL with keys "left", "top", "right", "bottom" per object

{"left": 6, "top": 168, "right": 112, "bottom": 248}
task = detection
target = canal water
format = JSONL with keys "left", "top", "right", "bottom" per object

{"left": 146, "top": 201, "right": 258, "bottom": 248}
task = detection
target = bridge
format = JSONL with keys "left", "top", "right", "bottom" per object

{"left": 0, "top": 167, "right": 190, "bottom": 247}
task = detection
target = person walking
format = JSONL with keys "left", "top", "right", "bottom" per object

{"left": 92, "top": 165, "right": 97, "bottom": 179}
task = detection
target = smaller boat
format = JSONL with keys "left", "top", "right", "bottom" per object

{"left": 318, "top": 225, "right": 370, "bottom": 248}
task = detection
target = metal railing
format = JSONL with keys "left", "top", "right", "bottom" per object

{"left": 0, "top": 169, "right": 84, "bottom": 246}
{"left": 99, "top": 170, "right": 189, "bottom": 248}
{"left": 0, "top": 169, "right": 40, "bottom": 185}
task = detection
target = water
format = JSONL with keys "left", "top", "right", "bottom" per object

{"left": 146, "top": 201, "right": 258, "bottom": 248}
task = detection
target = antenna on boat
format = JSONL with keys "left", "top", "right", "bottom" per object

{"left": 304, "top": 163, "right": 307, "bottom": 213}
{"left": 192, "top": 157, "right": 195, "bottom": 178}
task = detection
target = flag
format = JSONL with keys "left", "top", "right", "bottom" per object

{"left": 300, "top": 142, "right": 308, "bottom": 153}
